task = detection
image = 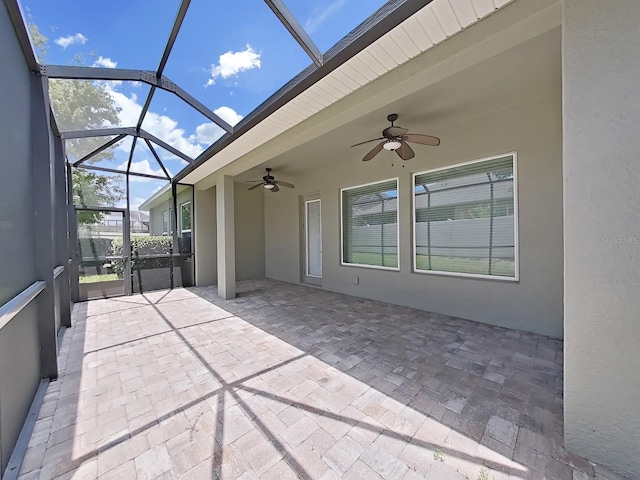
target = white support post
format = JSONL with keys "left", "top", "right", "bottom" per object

{"left": 216, "top": 176, "right": 236, "bottom": 299}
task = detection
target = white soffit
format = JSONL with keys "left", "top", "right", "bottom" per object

{"left": 183, "top": 0, "right": 515, "bottom": 185}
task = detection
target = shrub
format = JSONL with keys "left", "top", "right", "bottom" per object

{"left": 77, "top": 237, "right": 113, "bottom": 258}
{"left": 110, "top": 236, "right": 174, "bottom": 278}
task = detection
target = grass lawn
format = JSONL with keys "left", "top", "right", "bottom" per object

{"left": 79, "top": 273, "right": 120, "bottom": 284}
{"left": 416, "top": 255, "right": 515, "bottom": 276}
{"left": 347, "top": 252, "right": 514, "bottom": 277}
{"left": 351, "top": 252, "right": 398, "bottom": 268}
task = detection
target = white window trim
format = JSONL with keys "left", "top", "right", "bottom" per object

{"left": 340, "top": 177, "right": 400, "bottom": 272}
{"left": 179, "top": 201, "right": 192, "bottom": 233}
{"left": 305, "top": 199, "right": 322, "bottom": 278}
{"left": 412, "top": 152, "right": 519, "bottom": 282}
{"left": 161, "top": 210, "right": 169, "bottom": 235}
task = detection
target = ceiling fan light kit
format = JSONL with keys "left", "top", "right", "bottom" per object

{"left": 383, "top": 140, "right": 402, "bottom": 151}
{"left": 351, "top": 113, "right": 440, "bottom": 162}
{"left": 247, "top": 167, "right": 295, "bottom": 193}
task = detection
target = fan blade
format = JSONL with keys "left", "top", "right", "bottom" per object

{"left": 271, "top": 184, "right": 280, "bottom": 192}
{"left": 351, "top": 137, "right": 384, "bottom": 147}
{"left": 396, "top": 141, "right": 415, "bottom": 160}
{"left": 402, "top": 133, "right": 440, "bottom": 146}
{"left": 245, "top": 180, "right": 264, "bottom": 183}
{"left": 248, "top": 182, "right": 264, "bottom": 190}
{"left": 383, "top": 126, "right": 409, "bottom": 137}
{"left": 275, "top": 180, "right": 295, "bottom": 188}
{"left": 363, "top": 142, "right": 385, "bottom": 162}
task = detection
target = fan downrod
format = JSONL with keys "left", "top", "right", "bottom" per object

{"left": 387, "top": 113, "right": 398, "bottom": 125}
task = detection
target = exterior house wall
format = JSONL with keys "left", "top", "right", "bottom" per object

{"left": 191, "top": 183, "right": 266, "bottom": 286}
{"left": 194, "top": 187, "right": 217, "bottom": 286}
{"left": 563, "top": 0, "right": 640, "bottom": 477}
{"left": 265, "top": 92, "right": 563, "bottom": 338}
{"left": 147, "top": 190, "right": 192, "bottom": 236}
{"left": 234, "top": 185, "right": 265, "bottom": 281}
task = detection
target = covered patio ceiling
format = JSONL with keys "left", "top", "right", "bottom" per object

{"left": 187, "top": 0, "right": 560, "bottom": 188}
{"left": 235, "top": 24, "right": 561, "bottom": 183}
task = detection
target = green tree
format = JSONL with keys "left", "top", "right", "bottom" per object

{"left": 29, "top": 21, "right": 125, "bottom": 226}
{"left": 28, "top": 22, "right": 121, "bottom": 162}
{"left": 49, "top": 78, "right": 120, "bottom": 160}
{"left": 73, "top": 169, "right": 125, "bottom": 224}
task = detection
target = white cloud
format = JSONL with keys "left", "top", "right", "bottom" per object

{"left": 54, "top": 33, "right": 88, "bottom": 49}
{"left": 92, "top": 56, "right": 117, "bottom": 68}
{"left": 152, "top": 185, "right": 164, "bottom": 194}
{"left": 103, "top": 87, "right": 243, "bottom": 161}
{"left": 216, "top": 106, "right": 243, "bottom": 126}
{"left": 305, "top": 0, "right": 344, "bottom": 33}
{"left": 115, "top": 159, "right": 168, "bottom": 182}
{"left": 195, "top": 107, "right": 243, "bottom": 144}
{"left": 205, "top": 45, "right": 261, "bottom": 87}
{"left": 130, "top": 197, "right": 147, "bottom": 210}
{"left": 104, "top": 87, "right": 204, "bottom": 159}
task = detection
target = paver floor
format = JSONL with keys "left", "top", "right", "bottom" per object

{"left": 17, "top": 279, "right": 627, "bottom": 479}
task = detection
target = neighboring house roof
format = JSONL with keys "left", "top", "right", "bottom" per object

{"left": 138, "top": 185, "right": 171, "bottom": 211}
{"left": 101, "top": 211, "right": 149, "bottom": 223}
{"left": 139, "top": 184, "right": 191, "bottom": 211}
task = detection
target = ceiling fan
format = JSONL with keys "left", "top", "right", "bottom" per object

{"left": 246, "top": 168, "right": 295, "bottom": 192}
{"left": 351, "top": 113, "right": 440, "bottom": 161}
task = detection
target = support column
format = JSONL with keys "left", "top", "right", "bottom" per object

{"left": 563, "top": 1, "right": 640, "bottom": 477}
{"left": 30, "top": 75, "right": 58, "bottom": 379}
{"left": 216, "top": 176, "right": 236, "bottom": 299}
{"left": 54, "top": 138, "right": 71, "bottom": 328}
{"left": 194, "top": 187, "right": 217, "bottom": 286}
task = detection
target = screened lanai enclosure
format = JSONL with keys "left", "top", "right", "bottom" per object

{"left": 0, "top": 0, "right": 433, "bottom": 474}
{"left": 4, "top": 0, "right": 640, "bottom": 478}
{"left": 11, "top": 0, "right": 415, "bottom": 300}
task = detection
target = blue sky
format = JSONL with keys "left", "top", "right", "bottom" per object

{"left": 23, "top": 0, "right": 388, "bottom": 209}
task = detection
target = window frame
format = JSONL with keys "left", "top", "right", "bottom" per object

{"left": 305, "top": 199, "right": 322, "bottom": 279}
{"left": 161, "top": 210, "right": 169, "bottom": 235}
{"left": 340, "top": 177, "right": 400, "bottom": 272}
{"left": 179, "top": 201, "right": 192, "bottom": 233}
{"left": 412, "top": 152, "right": 519, "bottom": 281}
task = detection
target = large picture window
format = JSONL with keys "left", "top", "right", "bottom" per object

{"left": 341, "top": 178, "right": 399, "bottom": 270}
{"left": 413, "top": 154, "right": 517, "bottom": 279}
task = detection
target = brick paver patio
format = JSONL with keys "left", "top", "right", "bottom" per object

{"left": 16, "top": 280, "right": 627, "bottom": 479}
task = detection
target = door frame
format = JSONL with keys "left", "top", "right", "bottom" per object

{"left": 301, "top": 195, "right": 322, "bottom": 286}
{"left": 73, "top": 207, "right": 131, "bottom": 300}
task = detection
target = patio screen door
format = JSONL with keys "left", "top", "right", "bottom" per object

{"left": 305, "top": 199, "right": 322, "bottom": 282}
{"left": 75, "top": 208, "right": 128, "bottom": 300}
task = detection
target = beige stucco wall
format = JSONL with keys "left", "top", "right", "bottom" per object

{"left": 193, "top": 183, "right": 265, "bottom": 285}
{"left": 235, "top": 186, "right": 265, "bottom": 281}
{"left": 194, "top": 186, "right": 217, "bottom": 286}
{"left": 265, "top": 92, "right": 563, "bottom": 338}
{"left": 148, "top": 189, "right": 193, "bottom": 236}
{"left": 563, "top": 0, "right": 640, "bottom": 477}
